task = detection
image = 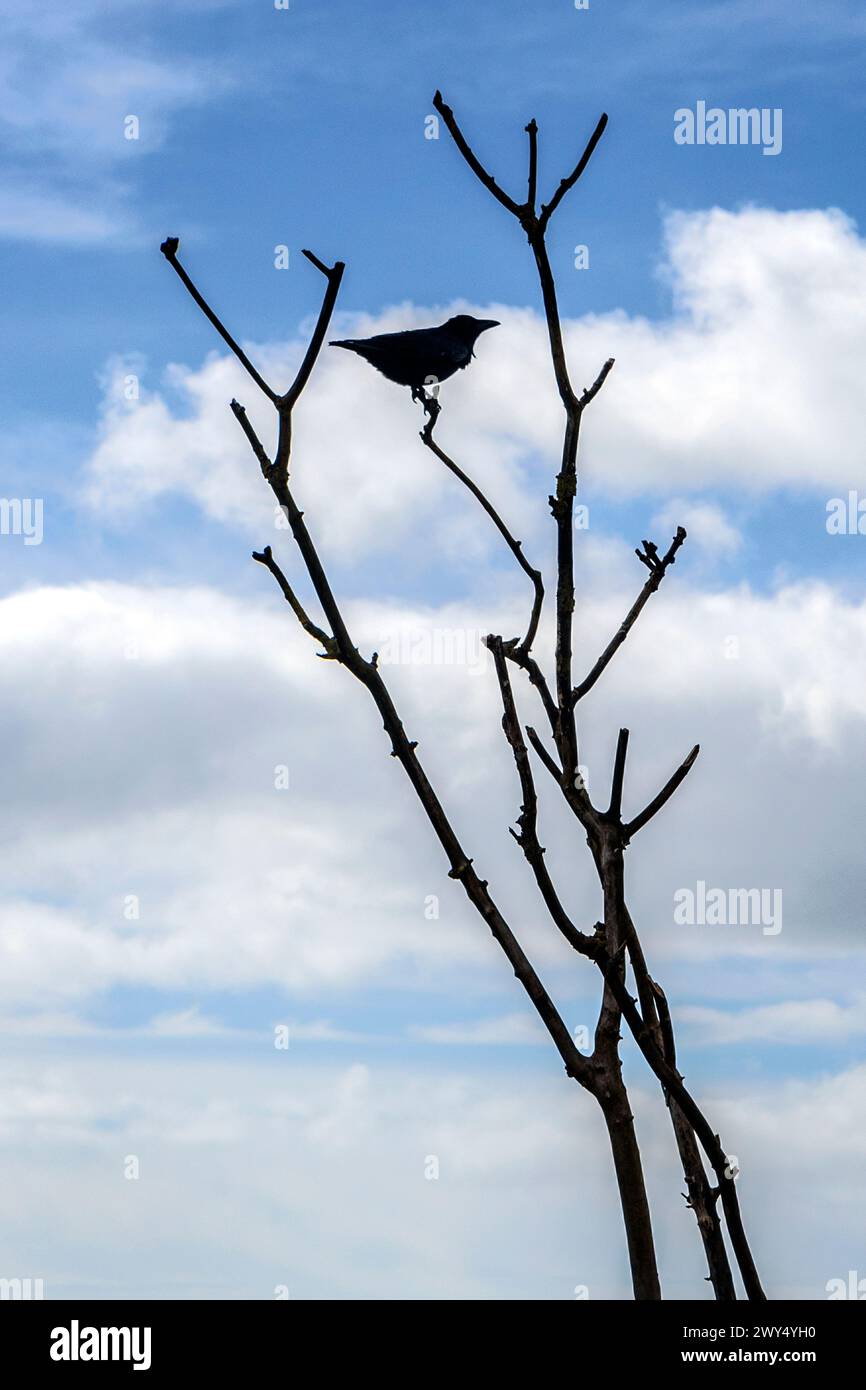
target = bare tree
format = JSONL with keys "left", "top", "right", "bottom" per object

{"left": 160, "top": 93, "right": 767, "bottom": 1301}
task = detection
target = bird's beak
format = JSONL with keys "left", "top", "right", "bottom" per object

{"left": 478, "top": 319, "right": 500, "bottom": 332}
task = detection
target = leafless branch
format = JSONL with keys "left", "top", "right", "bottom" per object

{"left": 432, "top": 90, "right": 524, "bottom": 218}
{"left": 538, "top": 112, "right": 609, "bottom": 234}
{"left": 230, "top": 399, "right": 271, "bottom": 478}
{"left": 608, "top": 727, "right": 630, "bottom": 820}
{"left": 525, "top": 724, "right": 563, "bottom": 783}
{"left": 525, "top": 118, "right": 538, "bottom": 210}
{"left": 494, "top": 661, "right": 738, "bottom": 1301}
{"left": 489, "top": 637, "right": 595, "bottom": 956}
{"left": 281, "top": 249, "right": 345, "bottom": 411}
{"left": 432, "top": 93, "right": 609, "bottom": 782}
{"left": 586, "top": 933, "right": 764, "bottom": 1299}
{"left": 579, "top": 356, "right": 616, "bottom": 407}
{"left": 623, "top": 744, "right": 700, "bottom": 841}
{"left": 573, "top": 527, "right": 688, "bottom": 704}
{"left": 420, "top": 404, "right": 544, "bottom": 653}
{"left": 160, "top": 238, "right": 279, "bottom": 404}
{"left": 509, "top": 650, "right": 559, "bottom": 735}
{"left": 251, "top": 545, "right": 337, "bottom": 656}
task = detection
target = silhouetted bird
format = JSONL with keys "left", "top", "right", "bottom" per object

{"left": 330, "top": 315, "right": 499, "bottom": 398}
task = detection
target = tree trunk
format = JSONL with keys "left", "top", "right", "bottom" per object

{"left": 598, "top": 1075, "right": 662, "bottom": 1300}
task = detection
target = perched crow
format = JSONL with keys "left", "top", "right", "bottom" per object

{"left": 330, "top": 315, "right": 499, "bottom": 396}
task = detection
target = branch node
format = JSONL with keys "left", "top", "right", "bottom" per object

{"left": 447, "top": 859, "right": 474, "bottom": 881}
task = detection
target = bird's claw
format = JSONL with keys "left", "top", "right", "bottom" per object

{"left": 413, "top": 386, "right": 441, "bottom": 427}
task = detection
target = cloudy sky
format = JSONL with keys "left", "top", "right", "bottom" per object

{"left": 2, "top": 0, "right": 865, "bottom": 1300}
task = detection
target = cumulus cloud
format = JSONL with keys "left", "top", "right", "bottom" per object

{"left": 0, "top": 580, "right": 497, "bottom": 1011}
{"left": 83, "top": 206, "right": 866, "bottom": 540}
{"left": 2, "top": 560, "right": 866, "bottom": 1023}
{"left": 651, "top": 499, "right": 742, "bottom": 555}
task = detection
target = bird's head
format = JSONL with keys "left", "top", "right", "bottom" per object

{"left": 444, "top": 314, "right": 500, "bottom": 349}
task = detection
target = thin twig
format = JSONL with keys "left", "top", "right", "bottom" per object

{"left": 623, "top": 744, "right": 700, "bottom": 841}
{"left": 281, "top": 250, "right": 345, "bottom": 411}
{"left": 489, "top": 637, "right": 596, "bottom": 957}
{"left": 525, "top": 119, "right": 538, "bottom": 211}
{"left": 160, "top": 238, "right": 279, "bottom": 404}
{"left": 230, "top": 399, "right": 272, "bottom": 478}
{"left": 579, "top": 356, "right": 615, "bottom": 407}
{"left": 252, "top": 545, "right": 337, "bottom": 655}
{"left": 573, "top": 527, "right": 688, "bottom": 704}
{"left": 432, "top": 91, "right": 523, "bottom": 217}
{"left": 609, "top": 727, "right": 629, "bottom": 820}
{"left": 420, "top": 405, "right": 544, "bottom": 653}
{"left": 525, "top": 725, "right": 563, "bottom": 784}
{"left": 537, "top": 112, "right": 609, "bottom": 234}
{"left": 508, "top": 650, "right": 559, "bottom": 735}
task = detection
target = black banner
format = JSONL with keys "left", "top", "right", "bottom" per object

{"left": 3, "top": 1298, "right": 861, "bottom": 1376}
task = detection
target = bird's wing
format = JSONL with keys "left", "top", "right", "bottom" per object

{"left": 330, "top": 328, "right": 467, "bottom": 386}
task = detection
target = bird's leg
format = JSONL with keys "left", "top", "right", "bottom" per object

{"left": 413, "top": 384, "right": 441, "bottom": 428}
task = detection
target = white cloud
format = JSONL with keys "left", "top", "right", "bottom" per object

{"left": 146, "top": 1006, "right": 232, "bottom": 1038}
{"left": 0, "top": 1050, "right": 862, "bottom": 1297}
{"left": 0, "top": 184, "right": 135, "bottom": 245}
{"left": 651, "top": 499, "right": 742, "bottom": 555}
{"left": 1, "top": 563, "right": 866, "bottom": 1020}
{"left": 682, "top": 995, "right": 866, "bottom": 1046}
{"left": 84, "top": 206, "right": 866, "bottom": 532}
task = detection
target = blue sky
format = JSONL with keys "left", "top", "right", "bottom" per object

{"left": 2, "top": 1, "right": 863, "bottom": 425}
{"left": 2, "top": 0, "right": 866, "bottom": 1300}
